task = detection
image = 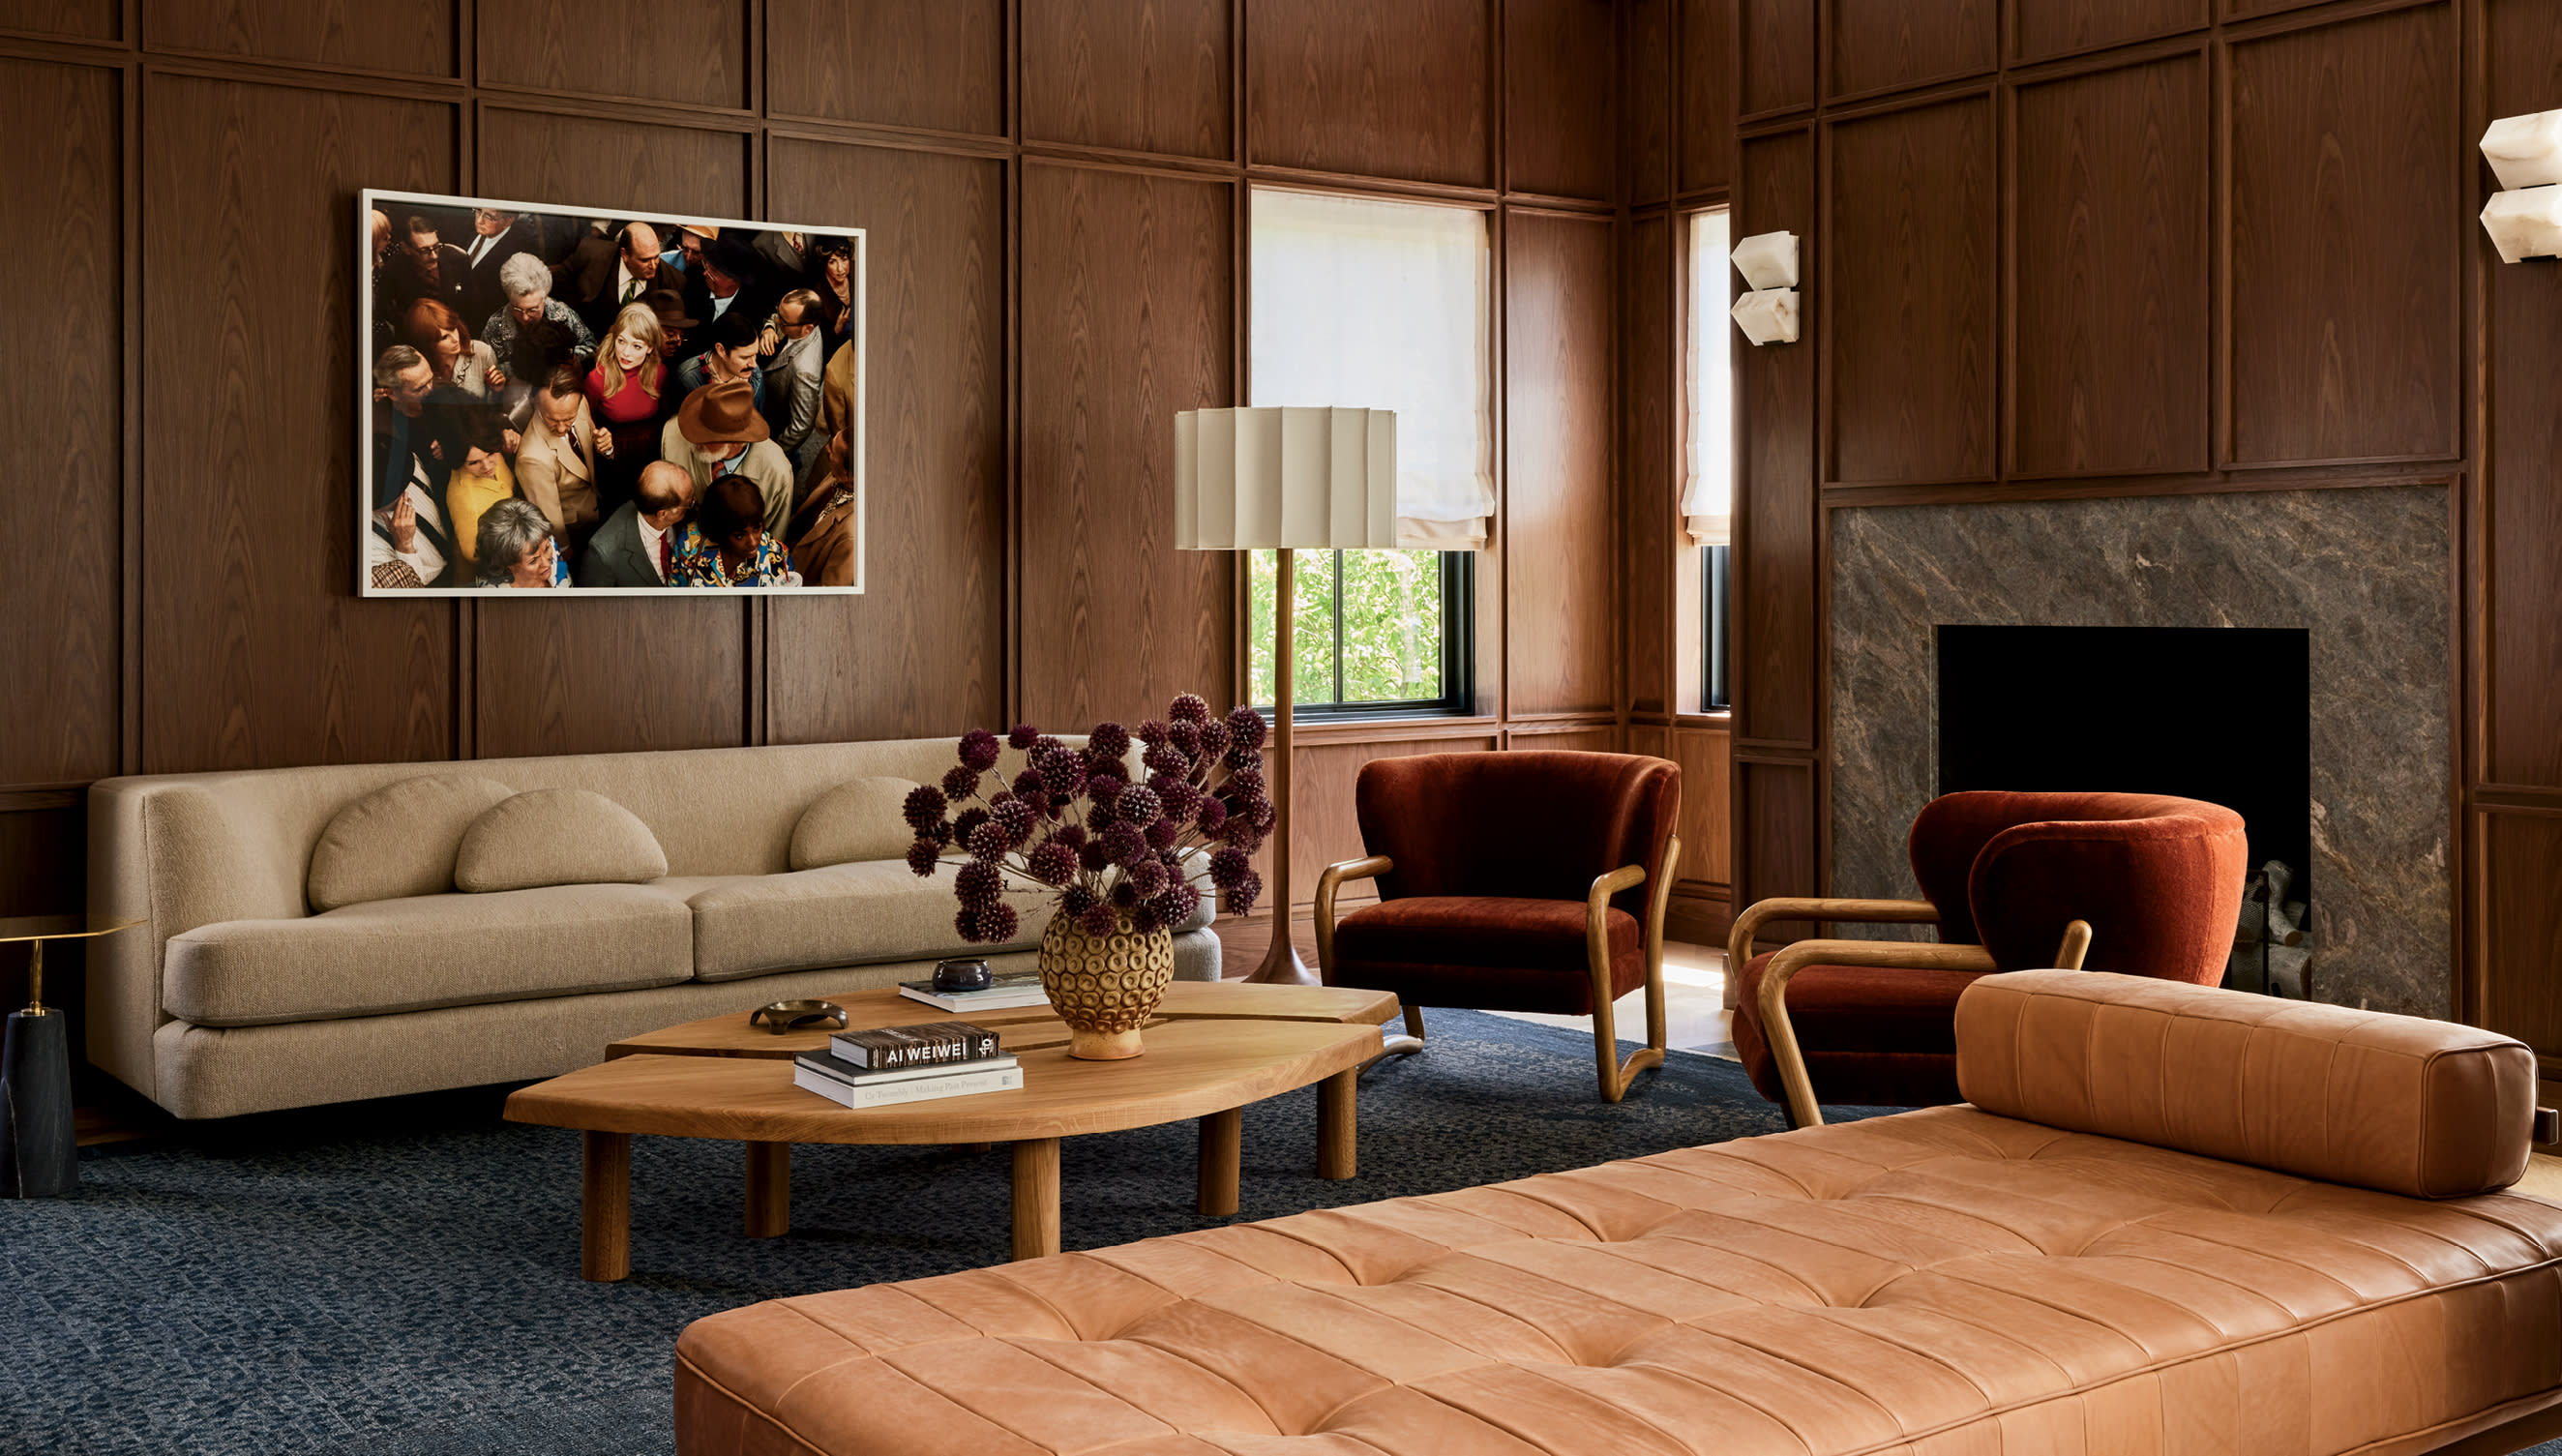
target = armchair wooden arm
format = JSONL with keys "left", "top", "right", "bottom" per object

{"left": 1312, "top": 855, "right": 1423, "bottom": 1056}
{"left": 1588, "top": 833, "right": 1682, "bottom": 1104}
{"left": 1723, "top": 897, "right": 1943, "bottom": 1009}
{"left": 1758, "top": 918, "right": 2093, "bottom": 1130}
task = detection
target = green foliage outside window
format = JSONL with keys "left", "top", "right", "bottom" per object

{"left": 1247, "top": 549, "right": 1447, "bottom": 709}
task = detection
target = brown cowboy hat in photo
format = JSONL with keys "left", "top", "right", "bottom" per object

{"left": 677, "top": 376, "right": 770, "bottom": 446}
{"left": 644, "top": 287, "right": 699, "bottom": 330}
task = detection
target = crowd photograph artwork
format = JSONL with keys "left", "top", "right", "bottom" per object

{"left": 359, "top": 190, "right": 865, "bottom": 596}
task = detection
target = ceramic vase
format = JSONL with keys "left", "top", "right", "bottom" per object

{"left": 1038, "top": 911, "right": 1175, "bottom": 1059}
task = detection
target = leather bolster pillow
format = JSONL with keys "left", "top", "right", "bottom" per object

{"left": 1955, "top": 969, "right": 2536, "bottom": 1200}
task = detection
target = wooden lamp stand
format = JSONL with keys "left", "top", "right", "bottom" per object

{"left": 1246, "top": 546, "right": 1315, "bottom": 985}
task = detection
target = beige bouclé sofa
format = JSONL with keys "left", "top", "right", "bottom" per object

{"left": 87, "top": 738, "right": 1220, "bottom": 1120}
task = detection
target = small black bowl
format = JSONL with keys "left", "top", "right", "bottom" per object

{"left": 933, "top": 957, "right": 995, "bottom": 993}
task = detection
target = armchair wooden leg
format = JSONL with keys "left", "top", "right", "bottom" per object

{"left": 1371, "top": 1004, "right": 1424, "bottom": 1062}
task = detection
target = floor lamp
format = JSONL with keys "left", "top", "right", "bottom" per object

{"left": 1176, "top": 406, "right": 1398, "bottom": 985}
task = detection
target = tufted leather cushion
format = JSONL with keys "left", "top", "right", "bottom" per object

{"left": 454, "top": 787, "right": 669, "bottom": 893}
{"left": 1959, "top": 970, "right": 2538, "bottom": 1199}
{"left": 1329, "top": 897, "right": 1644, "bottom": 1014}
{"left": 1728, "top": 950, "right": 1986, "bottom": 1108}
{"left": 673, "top": 1102, "right": 2562, "bottom": 1455}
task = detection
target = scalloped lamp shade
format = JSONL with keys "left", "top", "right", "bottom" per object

{"left": 1173, "top": 407, "right": 1397, "bottom": 550}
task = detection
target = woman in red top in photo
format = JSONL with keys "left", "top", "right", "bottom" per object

{"left": 583, "top": 301, "right": 665, "bottom": 514}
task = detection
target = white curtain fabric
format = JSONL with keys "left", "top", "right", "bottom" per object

{"left": 1249, "top": 189, "right": 1492, "bottom": 550}
{"left": 1683, "top": 208, "right": 1734, "bottom": 548}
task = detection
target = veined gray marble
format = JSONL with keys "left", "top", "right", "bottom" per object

{"left": 1830, "top": 487, "right": 2451, "bottom": 1018}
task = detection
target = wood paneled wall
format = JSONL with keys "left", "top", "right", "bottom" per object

{"left": 1683, "top": 0, "right": 2560, "bottom": 1065}
{"left": 0, "top": 0, "right": 1624, "bottom": 1027}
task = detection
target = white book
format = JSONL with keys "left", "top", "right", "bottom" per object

{"left": 793, "top": 1060, "right": 1024, "bottom": 1109}
{"left": 794, "top": 1053, "right": 1020, "bottom": 1088}
{"left": 896, "top": 975, "right": 1052, "bottom": 1013}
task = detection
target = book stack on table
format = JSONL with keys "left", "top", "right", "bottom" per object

{"left": 792, "top": 1020, "right": 1022, "bottom": 1109}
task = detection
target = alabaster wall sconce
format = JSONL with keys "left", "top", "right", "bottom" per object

{"left": 2481, "top": 109, "right": 2562, "bottom": 263}
{"left": 1729, "top": 229, "right": 1800, "bottom": 345}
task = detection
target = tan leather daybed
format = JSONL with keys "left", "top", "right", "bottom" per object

{"left": 673, "top": 971, "right": 2562, "bottom": 1456}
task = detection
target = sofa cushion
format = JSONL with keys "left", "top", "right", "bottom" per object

{"left": 788, "top": 778, "right": 922, "bottom": 871}
{"left": 164, "top": 883, "right": 694, "bottom": 1026}
{"left": 456, "top": 788, "right": 668, "bottom": 893}
{"left": 686, "top": 860, "right": 1042, "bottom": 982}
{"left": 306, "top": 774, "right": 516, "bottom": 911}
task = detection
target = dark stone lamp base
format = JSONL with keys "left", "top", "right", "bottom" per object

{"left": 1, "top": 1007, "right": 74, "bottom": 1198}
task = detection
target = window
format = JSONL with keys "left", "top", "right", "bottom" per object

{"left": 1686, "top": 207, "right": 1734, "bottom": 712}
{"left": 1245, "top": 188, "right": 1489, "bottom": 715}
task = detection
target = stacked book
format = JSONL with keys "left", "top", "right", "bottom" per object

{"left": 793, "top": 1020, "right": 1022, "bottom": 1109}
{"left": 897, "top": 970, "right": 1050, "bottom": 1013}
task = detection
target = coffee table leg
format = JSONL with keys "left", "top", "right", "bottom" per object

{"left": 582, "top": 1130, "right": 631, "bottom": 1282}
{"left": 1011, "top": 1138, "right": 1060, "bottom": 1262}
{"left": 1318, "top": 1068, "right": 1356, "bottom": 1180}
{"left": 745, "top": 1141, "right": 789, "bottom": 1237}
{"left": 1197, "top": 1108, "right": 1242, "bottom": 1216}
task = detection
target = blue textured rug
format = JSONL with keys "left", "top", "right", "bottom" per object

{"left": 3, "top": 1011, "right": 1879, "bottom": 1456}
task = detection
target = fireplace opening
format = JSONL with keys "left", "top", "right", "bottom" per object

{"left": 1936, "top": 624, "right": 2310, "bottom": 995}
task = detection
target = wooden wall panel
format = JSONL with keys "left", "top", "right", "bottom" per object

{"left": 1624, "top": 214, "right": 1673, "bottom": 716}
{"left": 479, "top": 0, "right": 748, "bottom": 111}
{"left": 1247, "top": 0, "right": 1491, "bottom": 188}
{"left": 0, "top": 60, "right": 119, "bottom": 788}
{"left": 1677, "top": 0, "right": 1735, "bottom": 193}
{"left": 1735, "top": 129, "right": 1817, "bottom": 746}
{"left": 1505, "top": 0, "right": 1615, "bottom": 200}
{"left": 140, "top": 74, "right": 457, "bottom": 772}
{"left": 2482, "top": 812, "right": 2562, "bottom": 1065}
{"left": 2483, "top": 0, "right": 2562, "bottom": 790}
{"left": 1, "top": 0, "right": 115, "bottom": 42}
{"left": 1827, "top": 0, "right": 1997, "bottom": 101}
{"left": 1021, "top": 0, "right": 1231, "bottom": 159}
{"left": 471, "top": 108, "right": 751, "bottom": 758}
{"left": 765, "top": 139, "right": 1007, "bottom": 743}
{"left": 1505, "top": 211, "right": 1617, "bottom": 717}
{"left": 2011, "top": 0, "right": 2203, "bottom": 64}
{"left": 2011, "top": 52, "right": 2208, "bottom": 478}
{"left": 1624, "top": 0, "right": 1672, "bottom": 204}
{"left": 1020, "top": 163, "right": 1234, "bottom": 728}
{"left": 141, "top": 1, "right": 455, "bottom": 74}
{"left": 1825, "top": 94, "right": 1994, "bottom": 486}
{"left": 769, "top": 0, "right": 1006, "bottom": 137}
{"left": 2226, "top": 3, "right": 2458, "bottom": 466}
{"left": 1739, "top": 0, "right": 1815, "bottom": 117}
{"left": 1673, "top": 727, "right": 1732, "bottom": 884}
{"left": 1282, "top": 731, "right": 1500, "bottom": 905}
{"left": 0, "top": 805, "right": 86, "bottom": 1018}
{"left": 1736, "top": 757, "right": 1818, "bottom": 929}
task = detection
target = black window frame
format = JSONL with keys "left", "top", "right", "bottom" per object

{"left": 1252, "top": 547, "right": 1475, "bottom": 721}
{"left": 1702, "top": 544, "right": 1730, "bottom": 711}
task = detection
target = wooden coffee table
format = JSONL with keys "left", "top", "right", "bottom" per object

{"left": 504, "top": 983, "right": 1399, "bottom": 1279}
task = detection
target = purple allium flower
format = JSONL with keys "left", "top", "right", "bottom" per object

{"left": 959, "top": 728, "right": 1002, "bottom": 771}
{"left": 1137, "top": 718, "right": 1171, "bottom": 747}
{"left": 1127, "top": 856, "right": 1169, "bottom": 899}
{"left": 955, "top": 860, "right": 1003, "bottom": 909}
{"left": 1062, "top": 884, "right": 1097, "bottom": 917}
{"left": 1228, "top": 869, "right": 1263, "bottom": 916}
{"left": 932, "top": 819, "right": 956, "bottom": 847}
{"left": 1145, "top": 817, "right": 1179, "bottom": 849}
{"left": 1254, "top": 799, "right": 1277, "bottom": 832}
{"left": 941, "top": 764, "right": 981, "bottom": 799}
{"left": 1080, "top": 904, "right": 1121, "bottom": 937}
{"left": 1110, "top": 879, "right": 1138, "bottom": 907}
{"left": 1142, "top": 743, "right": 1191, "bottom": 779}
{"left": 980, "top": 902, "right": 1019, "bottom": 942}
{"left": 955, "top": 907, "right": 985, "bottom": 942}
{"left": 1167, "top": 721, "right": 1202, "bottom": 759}
{"left": 1197, "top": 719, "right": 1230, "bottom": 757}
{"left": 968, "top": 818, "right": 1011, "bottom": 863}
{"left": 902, "top": 784, "right": 949, "bottom": 834}
{"left": 1027, "top": 840, "right": 1077, "bottom": 886}
{"left": 1150, "top": 776, "right": 1200, "bottom": 820}
{"left": 1079, "top": 839, "right": 1114, "bottom": 873}
{"left": 953, "top": 806, "right": 991, "bottom": 846}
{"left": 1116, "top": 786, "right": 1162, "bottom": 825}
{"left": 1101, "top": 823, "right": 1147, "bottom": 866}
{"left": 1195, "top": 797, "right": 1228, "bottom": 834}
{"left": 1153, "top": 882, "right": 1201, "bottom": 926}
{"left": 1221, "top": 814, "right": 1263, "bottom": 849}
{"left": 1169, "top": 693, "right": 1210, "bottom": 725}
{"left": 1087, "top": 722, "right": 1131, "bottom": 759}
{"left": 1054, "top": 822, "right": 1088, "bottom": 848}
{"left": 1224, "top": 745, "right": 1260, "bottom": 771}
{"left": 990, "top": 796, "right": 1035, "bottom": 848}
{"left": 1087, "top": 776, "right": 1124, "bottom": 816}
{"left": 1035, "top": 734, "right": 1064, "bottom": 754}
{"left": 1227, "top": 766, "right": 1266, "bottom": 798}
{"left": 1011, "top": 769, "right": 1045, "bottom": 799}
{"left": 1007, "top": 723, "right": 1039, "bottom": 751}
{"left": 1130, "top": 903, "right": 1166, "bottom": 936}
{"left": 907, "top": 838, "right": 942, "bottom": 877}
{"left": 1209, "top": 847, "right": 1251, "bottom": 889}
{"left": 1226, "top": 705, "right": 1267, "bottom": 750}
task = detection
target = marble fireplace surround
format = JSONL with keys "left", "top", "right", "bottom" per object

{"left": 1829, "top": 486, "right": 2451, "bottom": 1019}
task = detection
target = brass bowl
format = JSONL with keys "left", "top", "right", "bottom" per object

{"left": 748, "top": 998, "right": 847, "bottom": 1034}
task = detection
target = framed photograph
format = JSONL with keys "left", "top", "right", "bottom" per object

{"left": 357, "top": 189, "right": 865, "bottom": 596}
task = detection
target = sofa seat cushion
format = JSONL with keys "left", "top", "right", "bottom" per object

{"left": 164, "top": 883, "right": 694, "bottom": 1027}
{"left": 1329, "top": 896, "right": 1643, "bottom": 1015}
{"left": 685, "top": 860, "right": 1042, "bottom": 983}
{"left": 1728, "top": 949, "right": 1989, "bottom": 1108}
{"left": 674, "top": 1104, "right": 2562, "bottom": 1456}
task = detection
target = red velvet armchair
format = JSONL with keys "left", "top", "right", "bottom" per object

{"left": 1312, "top": 752, "right": 1682, "bottom": 1102}
{"left": 1730, "top": 790, "right": 2248, "bottom": 1127}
